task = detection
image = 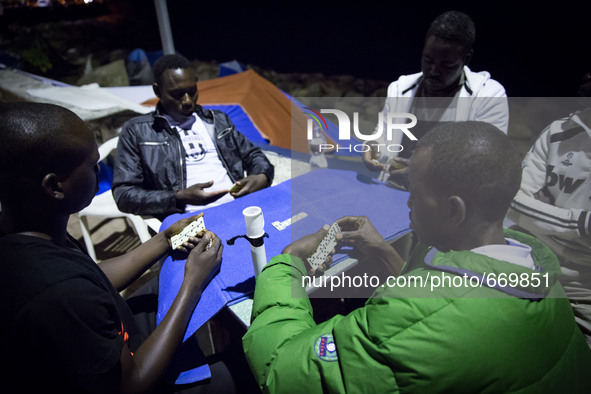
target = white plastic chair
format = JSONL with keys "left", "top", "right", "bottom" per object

{"left": 77, "top": 136, "right": 161, "bottom": 261}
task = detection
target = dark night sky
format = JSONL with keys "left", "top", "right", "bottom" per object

{"left": 2, "top": 0, "right": 589, "bottom": 96}
{"left": 151, "top": 0, "right": 590, "bottom": 97}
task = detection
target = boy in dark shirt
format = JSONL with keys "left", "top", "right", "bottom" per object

{"left": 0, "top": 102, "right": 226, "bottom": 393}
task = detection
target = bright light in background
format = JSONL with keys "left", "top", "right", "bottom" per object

{"left": 84, "top": 0, "right": 93, "bottom": 4}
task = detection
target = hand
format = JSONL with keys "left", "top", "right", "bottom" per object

{"left": 282, "top": 224, "right": 335, "bottom": 275}
{"left": 386, "top": 157, "right": 409, "bottom": 191}
{"left": 230, "top": 174, "right": 268, "bottom": 198}
{"left": 362, "top": 145, "right": 385, "bottom": 172}
{"left": 336, "top": 216, "right": 389, "bottom": 256}
{"left": 177, "top": 181, "right": 229, "bottom": 206}
{"left": 163, "top": 213, "right": 204, "bottom": 252}
{"left": 184, "top": 230, "right": 223, "bottom": 290}
{"left": 336, "top": 216, "right": 404, "bottom": 275}
{"left": 387, "top": 157, "right": 409, "bottom": 175}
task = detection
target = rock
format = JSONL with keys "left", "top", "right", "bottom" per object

{"left": 76, "top": 58, "right": 129, "bottom": 87}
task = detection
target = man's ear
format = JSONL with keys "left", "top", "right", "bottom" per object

{"left": 447, "top": 195, "right": 466, "bottom": 228}
{"left": 152, "top": 82, "right": 160, "bottom": 98}
{"left": 41, "top": 173, "right": 64, "bottom": 200}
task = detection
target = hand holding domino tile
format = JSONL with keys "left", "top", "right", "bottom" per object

{"left": 336, "top": 216, "right": 405, "bottom": 275}
{"left": 282, "top": 223, "right": 341, "bottom": 275}
{"left": 185, "top": 230, "right": 223, "bottom": 291}
{"left": 229, "top": 174, "right": 269, "bottom": 198}
{"left": 165, "top": 213, "right": 207, "bottom": 252}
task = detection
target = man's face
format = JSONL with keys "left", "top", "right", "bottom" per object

{"left": 421, "top": 34, "right": 470, "bottom": 96}
{"left": 154, "top": 68, "right": 198, "bottom": 121}
{"left": 407, "top": 147, "right": 450, "bottom": 250}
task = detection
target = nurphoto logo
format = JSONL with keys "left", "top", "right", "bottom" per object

{"left": 304, "top": 108, "right": 418, "bottom": 153}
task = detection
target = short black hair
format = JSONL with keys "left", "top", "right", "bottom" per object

{"left": 427, "top": 10, "right": 476, "bottom": 52}
{"left": 416, "top": 121, "right": 521, "bottom": 222}
{"left": 0, "top": 102, "right": 86, "bottom": 203}
{"left": 153, "top": 54, "right": 194, "bottom": 84}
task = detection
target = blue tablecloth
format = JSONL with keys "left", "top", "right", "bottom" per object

{"left": 157, "top": 168, "right": 411, "bottom": 384}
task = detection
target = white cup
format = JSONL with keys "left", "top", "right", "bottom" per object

{"left": 243, "top": 206, "right": 267, "bottom": 277}
{"left": 243, "top": 206, "right": 265, "bottom": 238}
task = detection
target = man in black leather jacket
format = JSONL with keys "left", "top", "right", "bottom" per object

{"left": 112, "top": 54, "right": 274, "bottom": 219}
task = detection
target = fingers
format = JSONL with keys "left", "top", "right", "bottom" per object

{"left": 209, "top": 233, "right": 222, "bottom": 253}
{"left": 199, "top": 231, "right": 214, "bottom": 252}
{"left": 317, "top": 253, "right": 334, "bottom": 272}
{"left": 336, "top": 216, "right": 371, "bottom": 244}
{"left": 335, "top": 216, "right": 364, "bottom": 232}
{"left": 283, "top": 223, "right": 333, "bottom": 262}
{"left": 386, "top": 179, "right": 408, "bottom": 191}
{"left": 214, "top": 238, "right": 224, "bottom": 261}
{"left": 230, "top": 178, "right": 251, "bottom": 197}
{"left": 175, "top": 238, "right": 197, "bottom": 254}
{"left": 185, "top": 233, "right": 223, "bottom": 286}
{"left": 363, "top": 158, "right": 385, "bottom": 172}
{"left": 188, "top": 231, "right": 219, "bottom": 255}
{"left": 308, "top": 224, "right": 330, "bottom": 249}
{"left": 195, "top": 180, "right": 214, "bottom": 189}
{"left": 179, "top": 212, "right": 204, "bottom": 227}
{"left": 373, "top": 160, "right": 387, "bottom": 171}
{"left": 335, "top": 216, "right": 355, "bottom": 227}
{"left": 206, "top": 189, "right": 230, "bottom": 197}
{"left": 203, "top": 234, "right": 223, "bottom": 267}
{"left": 165, "top": 212, "right": 206, "bottom": 244}
{"left": 200, "top": 189, "right": 229, "bottom": 205}
{"left": 389, "top": 167, "right": 409, "bottom": 175}
{"left": 308, "top": 249, "right": 335, "bottom": 276}
{"left": 317, "top": 223, "right": 330, "bottom": 236}
{"left": 362, "top": 148, "right": 386, "bottom": 172}
{"left": 391, "top": 157, "right": 410, "bottom": 166}
{"left": 230, "top": 188, "right": 247, "bottom": 198}
{"left": 185, "top": 236, "right": 199, "bottom": 246}
{"left": 230, "top": 174, "right": 268, "bottom": 197}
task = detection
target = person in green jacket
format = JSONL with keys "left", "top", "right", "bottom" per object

{"left": 243, "top": 121, "right": 591, "bottom": 393}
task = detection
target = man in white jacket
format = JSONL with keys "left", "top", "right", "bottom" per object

{"left": 507, "top": 107, "right": 591, "bottom": 346}
{"left": 363, "top": 11, "right": 508, "bottom": 184}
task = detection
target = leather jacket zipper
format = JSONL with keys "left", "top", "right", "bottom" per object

{"left": 140, "top": 141, "right": 169, "bottom": 146}
{"left": 209, "top": 111, "right": 236, "bottom": 182}
{"left": 177, "top": 136, "right": 185, "bottom": 188}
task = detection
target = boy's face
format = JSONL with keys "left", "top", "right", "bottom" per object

{"left": 407, "top": 147, "right": 450, "bottom": 251}
{"left": 154, "top": 68, "right": 198, "bottom": 122}
{"left": 421, "top": 34, "right": 470, "bottom": 96}
{"left": 59, "top": 121, "right": 100, "bottom": 213}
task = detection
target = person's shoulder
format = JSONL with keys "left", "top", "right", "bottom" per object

{"left": 0, "top": 235, "right": 105, "bottom": 313}
{"left": 464, "top": 66, "right": 506, "bottom": 96}
{"left": 543, "top": 112, "right": 590, "bottom": 144}
{"left": 122, "top": 111, "right": 156, "bottom": 128}
{"left": 0, "top": 235, "right": 99, "bottom": 278}
{"left": 119, "top": 111, "right": 157, "bottom": 140}
{"left": 200, "top": 106, "right": 232, "bottom": 123}
{"left": 387, "top": 71, "right": 422, "bottom": 96}
{"left": 199, "top": 106, "right": 237, "bottom": 132}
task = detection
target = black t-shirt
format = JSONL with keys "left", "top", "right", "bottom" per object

{"left": 0, "top": 233, "right": 143, "bottom": 393}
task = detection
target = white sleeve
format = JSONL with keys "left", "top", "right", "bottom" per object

{"left": 507, "top": 126, "right": 591, "bottom": 239}
{"left": 473, "top": 80, "right": 509, "bottom": 134}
